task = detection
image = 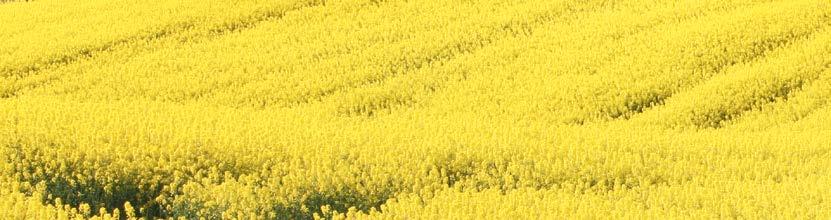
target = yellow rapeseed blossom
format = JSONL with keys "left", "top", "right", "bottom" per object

{"left": 1, "top": 0, "right": 830, "bottom": 219}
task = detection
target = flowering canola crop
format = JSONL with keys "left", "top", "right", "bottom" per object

{"left": 1, "top": 0, "right": 831, "bottom": 219}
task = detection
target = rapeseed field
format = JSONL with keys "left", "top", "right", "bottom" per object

{"left": 1, "top": 0, "right": 830, "bottom": 219}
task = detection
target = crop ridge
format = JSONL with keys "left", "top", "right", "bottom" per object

{"left": 618, "top": 28, "right": 825, "bottom": 123}
{"left": 329, "top": 0, "right": 782, "bottom": 119}
{"left": 226, "top": 0, "right": 612, "bottom": 110}
{"left": 556, "top": 0, "right": 831, "bottom": 125}
{"left": 0, "top": 0, "right": 327, "bottom": 98}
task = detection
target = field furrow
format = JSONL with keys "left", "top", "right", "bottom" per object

{"left": 629, "top": 28, "right": 831, "bottom": 129}
{"left": 545, "top": 0, "right": 830, "bottom": 124}
{"left": 0, "top": 0, "right": 328, "bottom": 98}
{"left": 726, "top": 69, "right": 831, "bottom": 131}
{"left": 321, "top": 0, "right": 781, "bottom": 118}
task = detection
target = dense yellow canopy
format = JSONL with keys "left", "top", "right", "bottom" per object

{"left": 1, "top": 0, "right": 830, "bottom": 219}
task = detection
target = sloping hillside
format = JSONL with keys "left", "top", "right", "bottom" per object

{"left": 1, "top": 0, "right": 830, "bottom": 218}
